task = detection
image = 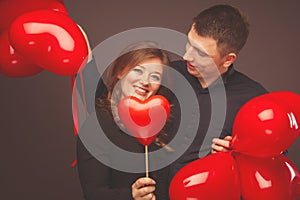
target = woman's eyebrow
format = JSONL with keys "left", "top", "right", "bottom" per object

{"left": 152, "top": 71, "right": 162, "bottom": 75}
{"left": 136, "top": 65, "right": 145, "bottom": 69}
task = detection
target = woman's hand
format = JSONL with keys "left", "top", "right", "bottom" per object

{"left": 211, "top": 136, "right": 232, "bottom": 154}
{"left": 132, "top": 177, "right": 156, "bottom": 200}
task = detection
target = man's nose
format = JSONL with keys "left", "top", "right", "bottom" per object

{"left": 183, "top": 48, "right": 193, "bottom": 61}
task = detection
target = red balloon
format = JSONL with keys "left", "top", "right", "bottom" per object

{"left": 295, "top": 176, "right": 300, "bottom": 198}
{"left": 231, "top": 92, "right": 300, "bottom": 157}
{"left": 118, "top": 95, "right": 170, "bottom": 146}
{"left": 268, "top": 91, "right": 300, "bottom": 115}
{"left": 0, "top": 0, "right": 66, "bottom": 33}
{"left": 169, "top": 152, "right": 241, "bottom": 200}
{"left": 8, "top": 10, "right": 88, "bottom": 76}
{"left": 233, "top": 153, "right": 300, "bottom": 200}
{"left": 0, "top": 31, "right": 43, "bottom": 77}
{"left": 46, "top": 1, "right": 68, "bottom": 15}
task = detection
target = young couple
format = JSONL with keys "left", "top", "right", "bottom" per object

{"left": 77, "top": 4, "right": 267, "bottom": 200}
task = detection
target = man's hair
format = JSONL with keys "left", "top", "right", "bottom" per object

{"left": 193, "top": 4, "right": 249, "bottom": 56}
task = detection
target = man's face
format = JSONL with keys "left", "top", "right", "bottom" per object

{"left": 183, "top": 25, "right": 228, "bottom": 86}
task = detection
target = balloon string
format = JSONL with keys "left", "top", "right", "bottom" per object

{"left": 70, "top": 159, "right": 77, "bottom": 167}
{"left": 70, "top": 75, "right": 79, "bottom": 168}
{"left": 71, "top": 70, "right": 88, "bottom": 134}
{"left": 79, "top": 71, "right": 88, "bottom": 118}
{"left": 70, "top": 70, "right": 87, "bottom": 167}
{"left": 145, "top": 145, "right": 149, "bottom": 178}
{"left": 71, "top": 75, "right": 78, "bottom": 135}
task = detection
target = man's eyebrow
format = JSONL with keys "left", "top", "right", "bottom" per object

{"left": 188, "top": 38, "right": 209, "bottom": 56}
{"left": 196, "top": 47, "right": 209, "bottom": 56}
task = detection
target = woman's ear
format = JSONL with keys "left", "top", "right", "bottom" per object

{"left": 117, "top": 73, "right": 123, "bottom": 79}
{"left": 223, "top": 53, "right": 236, "bottom": 68}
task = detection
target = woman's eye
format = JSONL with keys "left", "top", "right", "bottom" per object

{"left": 132, "top": 68, "right": 143, "bottom": 74}
{"left": 150, "top": 74, "right": 161, "bottom": 82}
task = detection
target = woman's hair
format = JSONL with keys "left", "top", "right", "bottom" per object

{"left": 95, "top": 41, "right": 173, "bottom": 149}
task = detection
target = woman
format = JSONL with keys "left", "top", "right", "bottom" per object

{"left": 77, "top": 42, "right": 177, "bottom": 200}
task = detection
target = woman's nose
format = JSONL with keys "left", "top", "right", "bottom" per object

{"left": 139, "top": 74, "right": 149, "bottom": 85}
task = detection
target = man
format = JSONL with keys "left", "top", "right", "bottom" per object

{"left": 132, "top": 4, "right": 267, "bottom": 200}
{"left": 169, "top": 3, "right": 267, "bottom": 171}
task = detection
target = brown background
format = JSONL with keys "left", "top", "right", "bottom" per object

{"left": 0, "top": 0, "right": 299, "bottom": 199}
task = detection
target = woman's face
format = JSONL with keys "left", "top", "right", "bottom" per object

{"left": 119, "top": 57, "right": 164, "bottom": 101}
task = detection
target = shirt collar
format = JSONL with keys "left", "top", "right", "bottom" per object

{"left": 200, "top": 64, "right": 235, "bottom": 93}
{"left": 221, "top": 64, "right": 234, "bottom": 84}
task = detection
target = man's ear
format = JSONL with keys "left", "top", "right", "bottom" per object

{"left": 223, "top": 53, "right": 236, "bottom": 68}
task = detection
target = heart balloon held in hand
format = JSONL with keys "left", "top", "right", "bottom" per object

{"left": 8, "top": 9, "right": 88, "bottom": 76}
{"left": 118, "top": 95, "right": 170, "bottom": 146}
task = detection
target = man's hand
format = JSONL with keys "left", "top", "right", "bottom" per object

{"left": 211, "top": 136, "right": 232, "bottom": 153}
{"left": 132, "top": 177, "right": 156, "bottom": 200}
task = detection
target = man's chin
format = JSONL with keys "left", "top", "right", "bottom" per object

{"left": 187, "top": 66, "right": 201, "bottom": 76}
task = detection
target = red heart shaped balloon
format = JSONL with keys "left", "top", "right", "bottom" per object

{"left": 0, "top": 31, "right": 43, "bottom": 77}
{"left": 233, "top": 153, "right": 300, "bottom": 200}
{"left": 295, "top": 176, "right": 300, "bottom": 198}
{"left": 118, "top": 95, "right": 170, "bottom": 146}
{"left": 43, "top": 1, "right": 68, "bottom": 15}
{"left": 268, "top": 91, "right": 300, "bottom": 115}
{"left": 8, "top": 10, "right": 88, "bottom": 76}
{"left": 231, "top": 92, "right": 300, "bottom": 157}
{"left": 0, "top": 0, "right": 66, "bottom": 33}
{"left": 169, "top": 152, "right": 241, "bottom": 200}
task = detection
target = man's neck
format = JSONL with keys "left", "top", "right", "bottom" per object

{"left": 198, "top": 67, "right": 229, "bottom": 88}
{"left": 198, "top": 72, "right": 224, "bottom": 88}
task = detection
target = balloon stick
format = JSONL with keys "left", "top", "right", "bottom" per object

{"left": 145, "top": 145, "right": 149, "bottom": 178}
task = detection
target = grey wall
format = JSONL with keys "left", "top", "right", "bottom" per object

{"left": 0, "top": 0, "right": 299, "bottom": 199}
